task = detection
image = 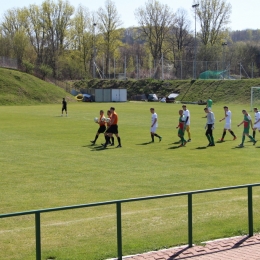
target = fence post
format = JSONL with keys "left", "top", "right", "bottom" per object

{"left": 35, "top": 212, "right": 41, "bottom": 260}
{"left": 188, "top": 194, "right": 193, "bottom": 247}
{"left": 248, "top": 186, "right": 253, "bottom": 236}
{"left": 116, "top": 202, "right": 123, "bottom": 260}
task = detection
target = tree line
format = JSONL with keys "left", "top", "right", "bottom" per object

{"left": 1, "top": 0, "right": 260, "bottom": 80}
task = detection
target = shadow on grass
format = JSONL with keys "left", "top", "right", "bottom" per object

{"left": 172, "top": 141, "right": 181, "bottom": 144}
{"left": 232, "top": 146, "right": 247, "bottom": 149}
{"left": 136, "top": 142, "right": 154, "bottom": 145}
{"left": 168, "top": 145, "right": 182, "bottom": 149}
{"left": 82, "top": 144, "right": 108, "bottom": 151}
{"left": 216, "top": 140, "right": 234, "bottom": 143}
{"left": 195, "top": 146, "right": 207, "bottom": 150}
{"left": 91, "top": 145, "right": 108, "bottom": 151}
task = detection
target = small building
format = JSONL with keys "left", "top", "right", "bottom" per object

{"left": 95, "top": 89, "right": 127, "bottom": 102}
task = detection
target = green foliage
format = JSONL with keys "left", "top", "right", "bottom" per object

{"left": 196, "top": 0, "right": 231, "bottom": 46}
{"left": 22, "top": 60, "right": 35, "bottom": 74}
{"left": 39, "top": 64, "right": 53, "bottom": 79}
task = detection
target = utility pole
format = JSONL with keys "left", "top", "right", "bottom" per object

{"left": 222, "top": 42, "right": 227, "bottom": 79}
{"left": 93, "top": 23, "right": 97, "bottom": 78}
{"left": 192, "top": 3, "right": 199, "bottom": 79}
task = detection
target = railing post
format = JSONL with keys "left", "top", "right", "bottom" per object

{"left": 248, "top": 186, "right": 253, "bottom": 236}
{"left": 35, "top": 212, "right": 41, "bottom": 260}
{"left": 116, "top": 202, "right": 122, "bottom": 260}
{"left": 188, "top": 194, "right": 193, "bottom": 247}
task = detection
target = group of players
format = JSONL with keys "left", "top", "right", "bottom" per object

{"left": 67, "top": 95, "right": 260, "bottom": 148}
{"left": 91, "top": 107, "right": 122, "bottom": 148}
{"left": 150, "top": 97, "right": 260, "bottom": 148}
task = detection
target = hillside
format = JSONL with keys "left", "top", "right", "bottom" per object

{"left": 0, "top": 68, "right": 74, "bottom": 105}
{"left": 73, "top": 78, "right": 260, "bottom": 103}
{"left": 1, "top": 66, "right": 260, "bottom": 105}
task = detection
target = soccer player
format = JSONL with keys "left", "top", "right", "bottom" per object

{"left": 204, "top": 107, "right": 215, "bottom": 146}
{"left": 61, "top": 98, "right": 67, "bottom": 116}
{"left": 150, "top": 108, "right": 162, "bottom": 142}
{"left": 103, "top": 107, "right": 121, "bottom": 148}
{"left": 252, "top": 107, "right": 260, "bottom": 139}
{"left": 182, "top": 105, "right": 191, "bottom": 142}
{"left": 91, "top": 110, "right": 106, "bottom": 145}
{"left": 176, "top": 110, "right": 187, "bottom": 147}
{"left": 207, "top": 97, "right": 213, "bottom": 111}
{"left": 104, "top": 110, "right": 114, "bottom": 146}
{"left": 237, "top": 110, "right": 257, "bottom": 147}
{"left": 219, "top": 106, "right": 236, "bottom": 141}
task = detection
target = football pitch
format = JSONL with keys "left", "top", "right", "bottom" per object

{"left": 1, "top": 102, "right": 260, "bottom": 260}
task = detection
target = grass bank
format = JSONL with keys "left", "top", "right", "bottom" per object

{"left": 0, "top": 68, "right": 74, "bottom": 105}
{"left": 73, "top": 78, "right": 260, "bottom": 103}
{"left": 1, "top": 67, "right": 260, "bottom": 106}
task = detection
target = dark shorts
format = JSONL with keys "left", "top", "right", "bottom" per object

{"left": 206, "top": 124, "right": 213, "bottom": 136}
{"left": 243, "top": 127, "right": 250, "bottom": 134}
{"left": 98, "top": 125, "right": 106, "bottom": 134}
{"left": 178, "top": 129, "right": 184, "bottom": 136}
{"left": 107, "top": 124, "right": 118, "bottom": 134}
{"left": 62, "top": 106, "right": 67, "bottom": 112}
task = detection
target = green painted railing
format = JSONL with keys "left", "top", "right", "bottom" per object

{"left": 1, "top": 183, "right": 260, "bottom": 260}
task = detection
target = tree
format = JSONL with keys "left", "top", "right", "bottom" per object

{"left": 97, "top": 0, "right": 123, "bottom": 76}
{"left": 167, "top": 9, "right": 193, "bottom": 78}
{"left": 24, "top": 4, "right": 47, "bottom": 65}
{"left": 70, "top": 5, "right": 93, "bottom": 75}
{"left": 135, "top": 0, "right": 175, "bottom": 75}
{"left": 41, "top": 0, "right": 74, "bottom": 77}
{"left": 195, "top": 0, "right": 231, "bottom": 46}
{"left": 1, "top": 8, "right": 29, "bottom": 66}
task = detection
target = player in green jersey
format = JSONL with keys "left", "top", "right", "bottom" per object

{"left": 207, "top": 97, "right": 213, "bottom": 111}
{"left": 237, "top": 110, "right": 257, "bottom": 147}
{"left": 176, "top": 110, "right": 187, "bottom": 147}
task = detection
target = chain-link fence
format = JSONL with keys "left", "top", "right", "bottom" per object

{"left": 0, "top": 55, "right": 257, "bottom": 81}
{"left": 92, "top": 56, "right": 259, "bottom": 80}
{"left": 0, "top": 56, "right": 18, "bottom": 70}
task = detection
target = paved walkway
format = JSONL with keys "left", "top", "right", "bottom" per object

{"left": 120, "top": 234, "right": 260, "bottom": 260}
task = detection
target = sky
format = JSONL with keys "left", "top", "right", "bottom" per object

{"left": 1, "top": 0, "right": 259, "bottom": 31}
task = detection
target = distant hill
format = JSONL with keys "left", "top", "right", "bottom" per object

{"left": 0, "top": 68, "right": 74, "bottom": 105}
{"left": 230, "top": 29, "right": 260, "bottom": 42}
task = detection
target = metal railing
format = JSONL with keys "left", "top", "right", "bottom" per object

{"left": 1, "top": 183, "right": 260, "bottom": 260}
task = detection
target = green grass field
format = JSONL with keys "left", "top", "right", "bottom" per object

{"left": 1, "top": 102, "right": 260, "bottom": 260}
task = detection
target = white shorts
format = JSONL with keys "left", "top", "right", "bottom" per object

{"left": 224, "top": 124, "right": 231, "bottom": 130}
{"left": 207, "top": 107, "right": 212, "bottom": 111}
{"left": 254, "top": 123, "right": 260, "bottom": 130}
{"left": 150, "top": 126, "right": 157, "bottom": 133}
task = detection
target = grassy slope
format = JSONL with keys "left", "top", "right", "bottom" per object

{"left": 0, "top": 68, "right": 74, "bottom": 105}
{"left": 1, "top": 67, "right": 260, "bottom": 105}
{"left": 73, "top": 78, "right": 260, "bottom": 103}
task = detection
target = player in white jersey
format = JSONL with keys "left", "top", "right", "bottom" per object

{"left": 150, "top": 108, "right": 162, "bottom": 142}
{"left": 204, "top": 107, "right": 215, "bottom": 146}
{"left": 252, "top": 107, "right": 260, "bottom": 139}
{"left": 182, "top": 104, "right": 191, "bottom": 142}
{"left": 219, "top": 106, "right": 236, "bottom": 141}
